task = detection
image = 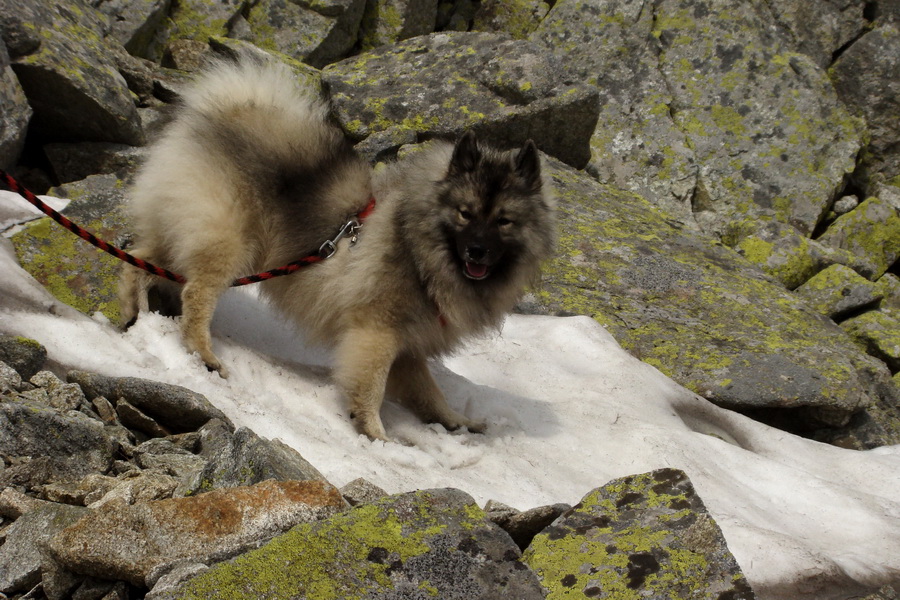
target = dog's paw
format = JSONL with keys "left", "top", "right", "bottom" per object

{"left": 352, "top": 411, "right": 389, "bottom": 442}
{"left": 435, "top": 411, "right": 486, "bottom": 434}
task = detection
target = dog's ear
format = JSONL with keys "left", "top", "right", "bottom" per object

{"left": 514, "top": 139, "right": 542, "bottom": 191}
{"left": 448, "top": 130, "right": 480, "bottom": 176}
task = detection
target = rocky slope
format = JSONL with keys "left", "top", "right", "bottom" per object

{"left": 2, "top": 0, "right": 898, "bottom": 448}
{"left": 0, "top": 0, "right": 899, "bottom": 598}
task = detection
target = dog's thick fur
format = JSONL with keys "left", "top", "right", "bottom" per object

{"left": 120, "top": 55, "right": 555, "bottom": 440}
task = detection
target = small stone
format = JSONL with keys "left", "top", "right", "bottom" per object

{"left": 0, "top": 335, "right": 47, "bottom": 380}
{"left": 88, "top": 469, "right": 179, "bottom": 509}
{"left": 50, "top": 480, "right": 346, "bottom": 587}
{"left": 30, "top": 371, "right": 87, "bottom": 411}
{"left": 795, "top": 264, "right": 883, "bottom": 320}
{"left": 841, "top": 311, "right": 900, "bottom": 372}
{"left": 91, "top": 396, "right": 118, "bottom": 423}
{"left": 116, "top": 399, "right": 171, "bottom": 438}
{"left": 340, "top": 477, "right": 388, "bottom": 506}
{"left": 833, "top": 195, "right": 860, "bottom": 215}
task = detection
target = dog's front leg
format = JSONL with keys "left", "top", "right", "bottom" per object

{"left": 334, "top": 327, "right": 400, "bottom": 441}
{"left": 387, "top": 354, "right": 486, "bottom": 434}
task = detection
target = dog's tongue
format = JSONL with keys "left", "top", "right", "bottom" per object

{"left": 465, "top": 262, "right": 489, "bottom": 279}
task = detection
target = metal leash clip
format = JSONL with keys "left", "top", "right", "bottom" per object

{"left": 319, "top": 218, "right": 362, "bottom": 259}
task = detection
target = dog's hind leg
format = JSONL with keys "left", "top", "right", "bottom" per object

{"left": 178, "top": 240, "right": 245, "bottom": 378}
{"left": 118, "top": 249, "right": 155, "bottom": 329}
{"left": 387, "top": 354, "right": 486, "bottom": 434}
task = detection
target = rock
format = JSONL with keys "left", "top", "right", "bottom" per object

{"left": 1, "top": 0, "right": 144, "bottom": 146}
{"left": 841, "top": 311, "right": 900, "bottom": 373}
{"left": 30, "top": 370, "right": 88, "bottom": 411}
{"left": 834, "top": 194, "right": 861, "bottom": 216}
{"left": 94, "top": 0, "right": 173, "bottom": 59}
{"left": 0, "top": 396, "right": 115, "bottom": 481}
{"left": 68, "top": 371, "right": 233, "bottom": 433}
{"left": 491, "top": 502, "right": 570, "bottom": 551}
{"left": 116, "top": 398, "right": 171, "bottom": 438}
{"left": 831, "top": 24, "right": 900, "bottom": 185}
{"left": 537, "top": 158, "right": 873, "bottom": 430}
{"left": 0, "top": 360, "right": 24, "bottom": 393}
{"left": 0, "top": 41, "right": 31, "bottom": 169}
{"left": 48, "top": 479, "right": 346, "bottom": 587}
{"left": 532, "top": 0, "right": 863, "bottom": 237}
{"left": 87, "top": 469, "right": 179, "bottom": 508}
{"left": 245, "top": 0, "right": 366, "bottom": 69}
{"left": 186, "top": 421, "right": 325, "bottom": 494}
{"left": 161, "top": 39, "right": 211, "bottom": 72}
{"left": 530, "top": 0, "right": 698, "bottom": 223}
{"left": 766, "top": 0, "right": 869, "bottom": 68}
{"left": 358, "top": 0, "right": 437, "bottom": 51}
{"left": 817, "top": 196, "right": 900, "bottom": 281}
{"left": 795, "top": 264, "right": 883, "bottom": 321}
{"left": 879, "top": 273, "right": 900, "bottom": 310}
{"left": 472, "top": 0, "right": 548, "bottom": 39}
{"left": 43, "top": 142, "right": 144, "bottom": 185}
{"left": 323, "top": 32, "right": 598, "bottom": 168}
{"left": 522, "top": 469, "right": 755, "bottom": 599}
{"left": 340, "top": 477, "right": 388, "bottom": 506}
{"left": 164, "top": 488, "right": 545, "bottom": 599}
{"left": 135, "top": 439, "right": 206, "bottom": 483}
{"left": 733, "top": 218, "right": 876, "bottom": 289}
{"left": 0, "top": 335, "right": 47, "bottom": 380}
{"left": 0, "top": 486, "right": 50, "bottom": 519}
{"left": 9, "top": 174, "right": 131, "bottom": 322}
{"left": 0, "top": 503, "right": 87, "bottom": 595}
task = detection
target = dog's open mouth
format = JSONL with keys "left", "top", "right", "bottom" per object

{"left": 464, "top": 262, "right": 490, "bottom": 280}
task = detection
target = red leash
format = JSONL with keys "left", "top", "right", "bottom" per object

{"left": 0, "top": 169, "right": 375, "bottom": 287}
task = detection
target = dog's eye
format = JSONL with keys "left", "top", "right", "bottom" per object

{"left": 458, "top": 208, "right": 474, "bottom": 221}
{"left": 497, "top": 217, "right": 514, "bottom": 227}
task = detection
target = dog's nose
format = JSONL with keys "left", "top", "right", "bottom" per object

{"left": 466, "top": 245, "right": 488, "bottom": 262}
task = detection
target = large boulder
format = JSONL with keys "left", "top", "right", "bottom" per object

{"left": 0, "top": 42, "right": 31, "bottom": 169}
{"left": 245, "top": 0, "right": 367, "bottom": 69}
{"left": 0, "top": 0, "right": 144, "bottom": 146}
{"left": 323, "top": 31, "right": 599, "bottom": 168}
{"left": 9, "top": 174, "right": 130, "bottom": 322}
{"left": 531, "top": 0, "right": 864, "bottom": 238}
{"left": 831, "top": 24, "right": 900, "bottom": 186}
{"left": 48, "top": 479, "right": 347, "bottom": 586}
{"left": 522, "top": 469, "right": 755, "bottom": 599}
{"left": 535, "top": 158, "right": 877, "bottom": 430}
{"left": 162, "top": 488, "right": 545, "bottom": 599}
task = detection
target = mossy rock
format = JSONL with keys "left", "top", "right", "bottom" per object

{"left": 0, "top": 334, "right": 47, "bottom": 380}
{"left": 817, "top": 196, "right": 900, "bottom": 281}
{"left": 9, "top": 0, "right": 144, "bottom": 145}
{"left": 794, "top": 264, "right": 883, "bottom": 321}
{"left": 522, "top": 469, "right": 755, "bottom": 599}
{"left": 841, "top": 311, "right": 900, "bottom": 373}
{"left": 537, "top": 159, "right": 875, "bottom": 427}
{"left": 10, "top": 174, "right": 131, "bottom": 323}
{"left": 170, "top": 488, "right": 545, "bottom": 599}
{"left": 322, "top": 32, "right": 598, "bottom": 168}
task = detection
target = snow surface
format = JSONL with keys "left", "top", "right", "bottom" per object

{"left": 1, "top": 193, "right": 898, "bottom": 599}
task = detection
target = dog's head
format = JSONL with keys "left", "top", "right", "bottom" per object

{"left": 438, "top": 131, "right": 554, "bottom": 284}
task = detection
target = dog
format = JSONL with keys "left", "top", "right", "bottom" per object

{"left": 119, "top": 53, "right": 556, "bottom": 441}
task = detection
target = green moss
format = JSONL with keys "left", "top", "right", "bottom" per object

{"left": 11, "top": 217, "right": 121, "bottom": 322}
{"left": 176, "top": 491, "right": 487, "bottom": 600}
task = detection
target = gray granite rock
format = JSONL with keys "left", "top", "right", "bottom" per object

{"left": 1, "top": 0, "right": 144, "bottom": 145}
{"left": 0, "top": 503, "right": 87, "bottom": 595}
{"left": 831, "top": 23, "right": 900, "bottom": 185}
{"left": 0, "top": 396, "right": 115, "bottom": 481}
{"left": 323, "top": 32, "right": 598, "bottom": 168}
{"left": 817, "top": 195, "right": 900, "bottom": 281}
{"left": 795, "top": 264, "right": 883, "bottom": 320}
{"left": 49, "top": 479, "right": 347, "bottom": 587}
{"left": 0, "top": 41, "right": 31, "bottom": 169}
{"left": 522, "top": 469, "right": 755, "bottom": 599}
{"left": 165, "top": 488, "right": 545, "bottom": 599}
{"left": 184, "top": 420, "right": 325, "bottom": 494}
{"left": 0, "top": 335, "right": 47, "bottom": 380}
{"left": 69, "top": 371, "right": 233, "bottom": 433}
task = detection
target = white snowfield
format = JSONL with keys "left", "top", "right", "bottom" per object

{"left": 1, "top": 198, "right": 897, "bottom": 599}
